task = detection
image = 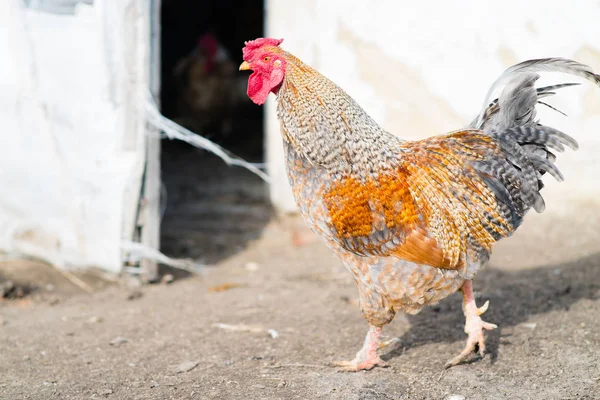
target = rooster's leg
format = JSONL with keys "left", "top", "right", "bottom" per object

{"left": 445, "top": 280, "right": 497, "bottom": 368}
{"left": 331, "top": 325, "right": 388, "bottom": 372}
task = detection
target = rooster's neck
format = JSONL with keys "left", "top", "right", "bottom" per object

{"left": 275, "top": 55, "right": 401, "bottom": 176}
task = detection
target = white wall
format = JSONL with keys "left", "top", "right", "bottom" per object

{"left": 0, "top": 0, "right": 149, "bottom": 272}
{"left": 266, "top": 0, "right": 600, "bottom": 220}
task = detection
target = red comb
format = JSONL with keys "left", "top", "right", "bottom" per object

{"left": 198, "top": 33, "right": 218, "bottom": 57}
{"left": 242, "top": 37, "right": 284, "bottom": 59}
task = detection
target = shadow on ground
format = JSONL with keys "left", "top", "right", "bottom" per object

{"left": 160, "top": 139, "right": 273, "bottom": 266}
{"left": 385, "top": 252, "right": 600, "bottom": 363}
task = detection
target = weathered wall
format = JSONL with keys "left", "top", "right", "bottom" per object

{"left": 0, "top": 0, "right": 150, "bottom": 272}
{"left": 266, "top": 0, "right": 600, "bottom": 221}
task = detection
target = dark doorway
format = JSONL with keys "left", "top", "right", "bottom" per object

{"left": 159, "top": 0, "right": 271, "bottom": 264}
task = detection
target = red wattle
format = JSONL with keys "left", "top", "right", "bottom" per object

{"left": 247, "top": 71, "right": 270, "bottom": 105}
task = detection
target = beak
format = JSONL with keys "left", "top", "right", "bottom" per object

{"left": 239, "top": 61, "right": 251, "bottom": 71}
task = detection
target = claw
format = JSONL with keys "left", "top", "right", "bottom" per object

{"left": 482, "top": 321, "right": 498, "bottom": 331}
{"left": 477, "top": 300, "right": 490, "bottom": 316}
{"left": 378, "top": 337, "right": 401, "bottom": 353}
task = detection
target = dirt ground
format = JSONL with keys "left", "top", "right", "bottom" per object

{"left": 2, "top": 203, "right": 600, "bottom": 399}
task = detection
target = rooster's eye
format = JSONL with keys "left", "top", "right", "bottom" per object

{"left": 263, "top": 56, "right": 270, "bottom": 62}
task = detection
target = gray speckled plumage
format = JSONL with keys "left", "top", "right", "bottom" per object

{"left": 276, "top": 52, "right": 403, "bottom": 180}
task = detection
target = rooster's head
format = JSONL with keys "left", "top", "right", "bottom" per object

{"left": 239, "top": 37, "right": 286, "bottom": 105}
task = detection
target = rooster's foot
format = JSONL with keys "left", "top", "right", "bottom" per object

{"left": 331, "top": 325, "right": 389, "bottom": 372}
{"left": 331, "top": 356, "right": 388, "bottom": 372}
{"left": 445, "top": 280, "right": 497, "bottom": 368}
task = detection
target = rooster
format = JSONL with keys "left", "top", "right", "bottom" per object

{"left": 173, "top": 33, "right": 248, "bottom": 138}
{"left": 239, "top": 37, "right": 600, "bottom": 371}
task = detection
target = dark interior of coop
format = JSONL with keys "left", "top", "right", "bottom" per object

{"left": 159, "top": 0, "right": 271, "bottom": 266}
